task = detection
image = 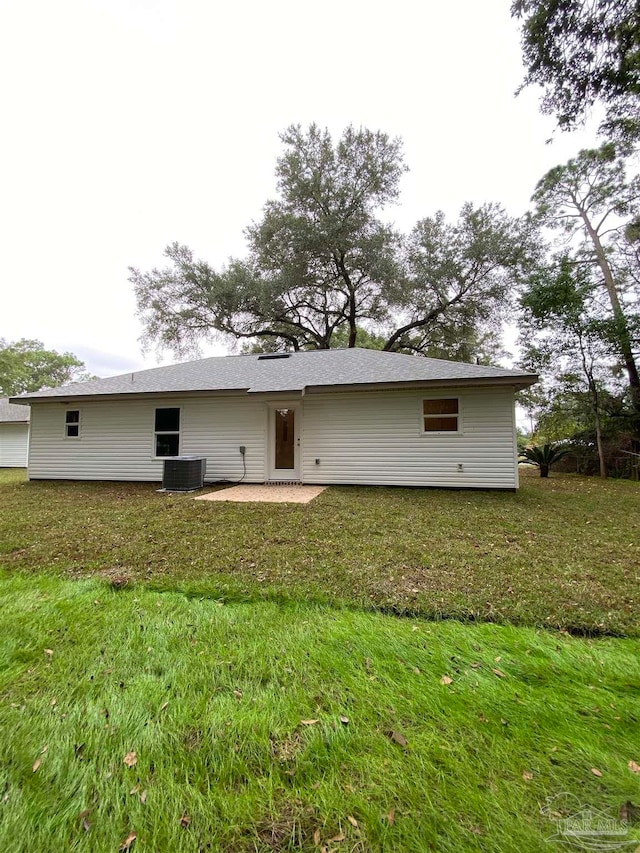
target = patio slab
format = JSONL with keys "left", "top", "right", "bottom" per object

{"left": 195, "top": 484, "right": 327, "bottom": 504}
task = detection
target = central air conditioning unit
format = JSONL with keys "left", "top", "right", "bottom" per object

{"left": 162, "top": 456, "right": 207, "bottom": 491}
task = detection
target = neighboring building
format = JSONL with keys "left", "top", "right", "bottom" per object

{"left": 10, "top": 348, "right": 537, "bottom": 489}
{"left": 0, "top": 397, "right": 30, "bottom": 467}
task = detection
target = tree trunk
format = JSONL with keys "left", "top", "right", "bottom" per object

{"left": 580, "top": 212, "right": 640, "bottom": 447}
{"left": 594, "top": 409, "right": 607, "bottom": 478}
{"left": 540, "top": 464, "right": 549, "bottom": 478}
{"left": 585, "top": 368, "right": 607, "bottom": 479}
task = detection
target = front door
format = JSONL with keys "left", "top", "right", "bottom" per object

{"left": 270, "top": 405, "right": 300, "bottom": 480}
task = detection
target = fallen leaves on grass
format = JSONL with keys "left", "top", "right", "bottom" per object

{"left": 44, "top": 649, "right": 53, "bottom": 659}
{"left": 440, "top": 675, "right": 453, "bottom": 685}
{"left": 78, "top": 809, "right": 91, "bottom": 832}
{"left": 300, "top": 719, "right": 319, "bottom": 726}
{"left": 347, "top": 815, "right": 358, "bottom": 828}
{"left": 590, "top": 767, "right": 603, "bottom": 777}
{"left": 119, "top": 832, "right": 136, "bottom": 851}
{"left": 492, "top": 668, "right": 506, "bottom": 678}
{"left": 339, "top": 715, "right": 349, "bottom": 725}
{"left": 522, "top": 771, "right": 534, "bottom": 781}
{"left": 386, "top": 730, "right": 408, "bottom": 748}
{"left": 180, "top": 812, "right": 191, "bottom": 828}
{"left": 386, "top": 808, "right": 396, "bottom": 826}
{"left": 628, "top": 760, "right": 640, "bottom": 774}
{"left": 123, "top": 751, "right": 137, "bottom": 768}
{"left": 620, "top": 801, "right": 640, "bottom": 823}
{"left": 32, "top": 758, "right": 41, "bottom": 773}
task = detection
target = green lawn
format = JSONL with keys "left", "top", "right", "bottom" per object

{"left": 0, "top": 468, "right": 638, "bottom": 635}
{"left": 0, "top": 469, "right": 639, "bottom": 851}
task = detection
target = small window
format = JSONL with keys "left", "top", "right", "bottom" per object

{"left": 65, "top": 409, "right": 80, "bottom": 438}
{"left": 422, "top": 399, "right": 459, "bottom": 432}
{"left": 155, "top": 407, "right": 180, "bottom": 456}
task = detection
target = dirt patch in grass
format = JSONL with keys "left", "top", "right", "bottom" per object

{"left": 270, "top": 731, "right": 304, "bottom": 764}
{"left": 254, "top": 802, "right": 319, "bottom": 851}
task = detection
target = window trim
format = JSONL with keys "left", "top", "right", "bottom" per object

{"left": 153, "top": 406, "right": 182, "bottom": 458}
{"left": 420, "top": 397, "right": 462, "bottom": 435}
{"left": 64, "top": 409, "right": 81, "bottom": 439}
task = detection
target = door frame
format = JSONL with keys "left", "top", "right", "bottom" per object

{"left": 266, "top": 401, "right": 302, "bottom": 481}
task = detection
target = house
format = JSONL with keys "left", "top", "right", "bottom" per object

{"left": 0, "top": 398, "right": 30, "bottom": 468}
{"left": 10, "top": 348, "right": 537, "bottom": 489}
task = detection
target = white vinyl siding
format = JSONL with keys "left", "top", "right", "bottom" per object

{"left": 301, "top": 387, "right": 518, "bottom": 489}
{"left": 27, "top": 396, "right": 267, "bottom": 482}
{"left": 26, "top": 386, "right": 519, "bottom": 488}
{"left": 0, "top": 423, "right": 29, "bottom": 467}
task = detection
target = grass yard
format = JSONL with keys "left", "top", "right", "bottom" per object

{"left": 0, "top": 469, "right": 639, "bottom": 851}
{"left": 1, "top": 577, "right": 639, "bottom": 852}
{"left": 0, "top": 468, "right": 638, "bottom": 635}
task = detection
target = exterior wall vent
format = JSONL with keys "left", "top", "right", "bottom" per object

{"left": 162, "top": 456, "right": 206, "bottom": 490}
{"left": 257, "top": 353, "right": 291, "bottom": 360}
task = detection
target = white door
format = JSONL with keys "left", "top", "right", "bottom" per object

{"left": 269, "top": 405, "right": 301, "bottom": 480}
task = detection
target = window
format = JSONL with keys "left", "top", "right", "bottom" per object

{"left": 154, "top": 407, "right": 180, "bottom": 456}
{"left": 65, "top": 409, "right": 80, "bottom": 438}
{"left": 422, "top": 398, "right": 459, "bottom": 432}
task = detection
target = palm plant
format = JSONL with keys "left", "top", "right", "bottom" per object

{"left": 519, "top": 443, "right": 571, "bottom": 478}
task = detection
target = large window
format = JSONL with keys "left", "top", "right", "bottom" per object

{"left": 422, "top": 398, "right": 459, "bottom": 433}
{"left": 65, "top": 409, "right": 80, "bottom": 438}
{"left": 154, "top": 407, "right": 180, "bottom": 456}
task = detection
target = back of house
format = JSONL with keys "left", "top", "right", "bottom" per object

{"left": 10, "top": 348, "right": 537, "bottom": 489}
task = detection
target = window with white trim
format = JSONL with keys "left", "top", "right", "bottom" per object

{"left": 65, "top": 409, "right": 80, "bottom": 438}
{"left": 154, "top": 407, "right": 180, "bottom": 456}
{"left": 422, "top": 398, "right": 459, "bottom": 432}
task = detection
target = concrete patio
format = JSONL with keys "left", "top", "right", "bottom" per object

{"left": 195, "top": 484, "right": 327, "bottom": 503}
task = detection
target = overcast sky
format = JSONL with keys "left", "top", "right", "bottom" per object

{"left": 0, "top": 0, "right": 600, "bottom": 377}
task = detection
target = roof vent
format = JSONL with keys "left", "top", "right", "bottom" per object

{"left": 257, "top": 353, "right": 291, "bottom": 360}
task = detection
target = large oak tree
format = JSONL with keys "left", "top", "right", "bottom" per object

{"left": 132, "top": 125, "right": 531, "bottom": 362}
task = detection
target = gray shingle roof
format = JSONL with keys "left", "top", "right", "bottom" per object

{"left": 11, "top": 348, "right": 537, "bottom": 402}
{"left": 0, "top": 397, "right": 31, "bottom": 422}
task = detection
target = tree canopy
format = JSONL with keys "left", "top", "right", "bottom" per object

{"left": 520, "top": 141, "right": 640, "bottom": 466}
{"left": 531, "top": 142, "right": 640, "bottom": 428}
{"left": 0, "top": 339, "right": 92, "bottom": 396}
{"left": 512, "top": 0, "right": 640, "bottom": 140}
{"left": 132, "top": 124, "right": 532, "bottom": 362}
{"left": 518, "top": 256, "right": 617, "bottom": 474}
